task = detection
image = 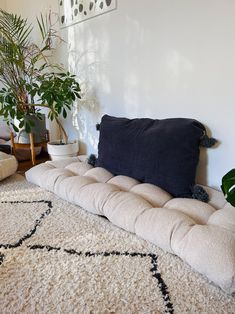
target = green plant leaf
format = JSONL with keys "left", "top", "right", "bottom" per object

{"left": 24, "top": 121, "right": 31, "bottom": 133}
{"left": 62, "top": 108, "right": 67, "bottom": 118}
{"left": 11, "top": 123, "right": 18, "bottom": 132}
{"left": 19, "top": 120, "right": 24, "bottom": 128}
{"left": 221, "top": 169, "right": 235, "bottom": 207}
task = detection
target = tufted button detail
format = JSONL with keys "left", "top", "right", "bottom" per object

{"left": 84, "top": 167, "right": 114, "bottom": 183}
{"left": 108, "top": 175, "right": 139, "bottom": 191}
{"left": 131, "top": 183, "right": 172, "bottom": 207}
{"left": 65, "top": 161, "right": 93, "bottom": 176}
{"left": 207, "top": 204, "right": 235, "bottom": 233}
{"left": 164, "top": 198, "right": 216, "bottom": 224}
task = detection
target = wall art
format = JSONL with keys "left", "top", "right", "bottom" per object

{"left": 59, "top": 0, "right": 117, "bottom": 27}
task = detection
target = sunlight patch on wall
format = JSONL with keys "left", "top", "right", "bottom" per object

{"left": 123, "top": 72, "right": 140, "bottom": 117}
{"left": 66, "top": 19, "right": 107, "bottom": 152}
{"left": 165, "top": 50, "right": 194, "bottom": 88}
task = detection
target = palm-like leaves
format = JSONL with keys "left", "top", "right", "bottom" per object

{"left": 0, "top": 10, "right": 33, "bottom": 105}
{"left": 0, "top": 9, "right": 81, "bottom": 143}
{"left": 0, "top": 10, "right": 55, "bottom": 102}
{"left": 0, "top": 9, "right": 32, "bottom": 47}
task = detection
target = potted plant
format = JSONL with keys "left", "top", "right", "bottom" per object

{"left": 221, "top": 169, "right": 235, "bottom": 206}
{"left": 0, "top": 9, "right": 81, "bottom": 159}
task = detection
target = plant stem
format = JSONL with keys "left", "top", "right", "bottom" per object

{"left": 29, "top": 103, "right": 68, "bottom": 144}
{"left": 55, "top": 115, "right": 68, "bottom": 144}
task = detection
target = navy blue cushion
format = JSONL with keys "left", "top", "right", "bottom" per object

{"left": 96, "top": 115, "right": 206, "bottom": 197}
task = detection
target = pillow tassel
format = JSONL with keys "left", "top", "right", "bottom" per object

{"left": 191, "top": 185, "right": 209, "bottom": 203}
{"left": 200, "top": 133, "right": 217, "bottom": 148}
{"left": 87, "top": 154, "right": 97, "bottom": 167}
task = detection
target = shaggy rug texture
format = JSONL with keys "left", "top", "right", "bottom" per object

{"left": 0, "top": 175, "right": 235, "bottom": 314}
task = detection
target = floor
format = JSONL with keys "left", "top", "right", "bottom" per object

{"left": 17, "top": 151, "right": 50, "bottom": 175}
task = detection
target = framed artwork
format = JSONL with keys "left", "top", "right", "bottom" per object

{"left": 59, "top": 0, "right": 117, "bottom": 28}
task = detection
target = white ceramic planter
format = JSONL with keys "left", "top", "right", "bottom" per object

{"left": 47, "top": 140, "right": 79, "bottom": 160}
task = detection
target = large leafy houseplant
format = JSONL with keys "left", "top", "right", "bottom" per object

{"left": 221, "top": 169, "right": 235, "bottom": 207}
{"left": 0, "top": 9, "right": 81, "bottom": 144}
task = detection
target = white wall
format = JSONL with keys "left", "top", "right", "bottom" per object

{"left": 0, "top": 0, "right": 6, "bottom": 9}
{"left": 5, "top": 0, "right": 57, "bottom": 23}
{"left": 3, "top": 0, "right": 235, "bottom": 189}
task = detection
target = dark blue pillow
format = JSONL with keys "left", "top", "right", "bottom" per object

{"left": 96, "top": 115, "right": 206, "bottom": 197}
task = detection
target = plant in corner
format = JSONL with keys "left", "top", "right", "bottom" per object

{"left": 221, "top": 169, "right": 235, "bottom": 207}
{"left": 0, "top": 9, "right": 81, "bottom": 158}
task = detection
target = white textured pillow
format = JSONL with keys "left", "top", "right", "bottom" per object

{"left": 0, "top": 152, "right": 18, "bottom": 180}
{"left": 0, "top": 118, "right": 12, "bottom": 140}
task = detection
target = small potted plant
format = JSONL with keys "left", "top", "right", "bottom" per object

{"left": 221, "top": 169, "right": 235, "bottom": 206}
{"left": 0, "top": 9, "right": 81, "bottom": 159}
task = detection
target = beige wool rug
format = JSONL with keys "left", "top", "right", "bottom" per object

{"left": 0, "top": 174, "right": 234, "bottom": 314}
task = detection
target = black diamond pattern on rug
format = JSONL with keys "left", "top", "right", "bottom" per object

{"left": 0, "top": 200, "right": 52, "bottom": 249}
{"left": 0, "top": 197, "right": 174, "bottom": 313}
{"left": 27, "top": 245, "right": 174, "bottom": 313}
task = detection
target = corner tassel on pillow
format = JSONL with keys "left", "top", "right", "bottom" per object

{"left": 191, "top": 185, "right": 209, "bottom": 203}
{"left": 87, "top": 154, "right": 97, "bottom": 167}
{"left": 96, "top": 123, "right": 100, "bottom": 131}
{"left": 200, "top": 133, "right": 217, "bottom": 148}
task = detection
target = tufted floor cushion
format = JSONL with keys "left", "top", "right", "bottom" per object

{"left": 0, "top": 152, "right": 18, "bottom": 181}
{"left": 25, "top": 157, "right": 235, "bottom": 294}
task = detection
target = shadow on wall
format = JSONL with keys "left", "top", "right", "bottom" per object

{"left": 196, "top": 127, "right": 220, "bottom": 186}
{"left": 72, "top": 94, "right": 101, "bottom": 154}
{"left": 64, "top": 5, "right": 216, "bottom": 187}
{"left": 66, "top": 22, "right": 104, "bottom": 154}
{"left": 196, "top": 148, "right": 208, "bottom": 186}
{"left": 65, "top": 11, "right": 147, "bottom": 154}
